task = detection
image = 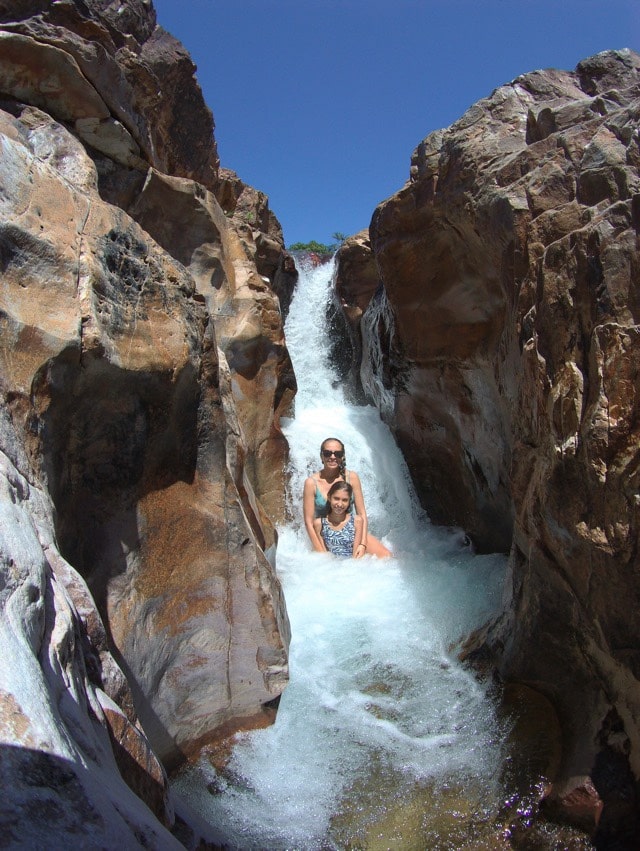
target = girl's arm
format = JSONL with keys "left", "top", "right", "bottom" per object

{"left": 349, "top": 471, "right": 369, "bottom": 544}
{"left": 304, "top": 477, "right": 327, "bottom": 552}
{"left": 313, "top": 517, "right": 329, "bottom": 552}
{"left": 352, "top": 515, "right": 365, "bottom": 558}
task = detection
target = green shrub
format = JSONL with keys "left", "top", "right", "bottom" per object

{"left": 288, "top": 240, "right": 336, "bottom": 255}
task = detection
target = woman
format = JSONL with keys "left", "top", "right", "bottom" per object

{"left": 303, "top": 437, "right": 391, "bottom": 558}
{"left": 313, "top": 481, "right": 364, "bottom": 558}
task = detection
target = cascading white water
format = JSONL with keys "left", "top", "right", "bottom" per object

{"left": 175, "top": 257, "right": 510, "bottom": 849}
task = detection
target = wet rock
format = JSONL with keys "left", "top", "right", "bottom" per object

{"left": 543, "top": 776, "right": 604, "bottom": 834}
{"left": 0, "top": 443, "right": 180, "bottom": 847}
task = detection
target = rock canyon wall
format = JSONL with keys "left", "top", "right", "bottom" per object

{"left": 337, "top": 49, "right": 640, "bottom": 835}
{"left": 0, "top": 0, "right": 295, "bottom": 844}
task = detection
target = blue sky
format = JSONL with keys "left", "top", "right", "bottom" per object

{"left": 153, "top": 0, "right": 638, "bottom": 248}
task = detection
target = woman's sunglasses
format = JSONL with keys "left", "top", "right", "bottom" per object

{"left": 322, "top": 449, "right": 344, "bottom": 459}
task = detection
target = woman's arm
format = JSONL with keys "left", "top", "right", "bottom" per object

{"left": 348, "top": 471, "right": 369, "bottom": 543}
{"left": 352, "top": 515, "right": 365, "bottom": 558}
{"left": 313, "top": 517, "right": 329, "bottom": 552}
{"left": 349, "top": 471, "right": 392, "bottom": 558}
{"left": 304, "top": 477, "right": 327, "bottom": 552}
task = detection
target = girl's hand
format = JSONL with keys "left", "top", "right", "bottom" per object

{"left": 354, "top": 543, "right": 366, "bottom": 559}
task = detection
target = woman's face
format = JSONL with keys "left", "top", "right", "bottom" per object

{"left": 321, "top": 440, "right": 344, "bottom": 471}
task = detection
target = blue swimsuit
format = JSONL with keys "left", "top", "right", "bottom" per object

{"left": 314, "top": 486, "right": 328, "bottom": 517}
{"left": 320, "top": 515, "right": 356, "bottom": 557}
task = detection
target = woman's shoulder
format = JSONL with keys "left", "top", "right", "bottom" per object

{"left": 304, "top": 472, "right": 320, "bottom": 486}
{"left": 346, "top": 469, "right": 361, "bottom": 484}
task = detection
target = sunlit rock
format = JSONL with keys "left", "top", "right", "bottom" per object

{"left": 335, "top": 229, "right": 381, "bottom": 318}
{"left": 1, "top": 98, "right": 291, "bottom": 756}
{"left": 0, "top": 2, "right": 217, "bottom": 184}
{"left": 0, "top": 0, "right": 293, "bottom": 842}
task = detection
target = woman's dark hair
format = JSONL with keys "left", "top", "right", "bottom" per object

{"left": 320, "top": 437, "right": 346, "bottom": 477}
{"left": 327, "top": 481, "right": 353, "bottom": 500}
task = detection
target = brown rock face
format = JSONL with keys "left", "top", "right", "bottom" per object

{"left": 0, "top": 438, "right": 181, "bottom": 847}
{"left": 0, "top": 0, "right": 219, "bottom": 185}
{"left": 340, "top": 49, "right": 640, "bottom": 834}
{"left": 336, "top": 229, "right": 382, "bottom": 316}
{"left": 321, "top": 230, "right": 380, "bottom": 399}
{"left": 0, "top": 0, "right": 294, "bottom": 843}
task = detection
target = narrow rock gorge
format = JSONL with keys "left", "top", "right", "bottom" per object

{"left": 0, "top": 0, "right": 295, "bottom": 844}
{"left": 337, "top": 48, "right": 640, "bottom": 840}
{"left": 1, "top": 0, "right": 639, "bottom": 844}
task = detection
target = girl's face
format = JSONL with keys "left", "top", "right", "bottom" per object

{"left": 328, "top": 489, "right": 350, "bottom": 516}
{"left": 321, "top": 441, "right": 344, "bottom": 470}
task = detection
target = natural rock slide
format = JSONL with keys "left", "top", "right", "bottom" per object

{"left": 0, "top": 0, "right": 638, "bottom": 845}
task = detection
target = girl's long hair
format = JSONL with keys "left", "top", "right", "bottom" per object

{"left": 320, "top": 437, "right": 346, "bottom": 477}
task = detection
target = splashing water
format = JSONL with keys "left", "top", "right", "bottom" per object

{"left": 175, "top": 257, "right": 514, "bottom": 849}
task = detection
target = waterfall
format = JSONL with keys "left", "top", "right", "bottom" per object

{"left": 175, "top": 257, "right": 511, "bottom": 849}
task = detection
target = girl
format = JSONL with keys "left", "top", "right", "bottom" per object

{"left": 303, "top": 437, "right": 391, "bottom": 557}
{"left": 313, "top": 481, "right": 364, "bottom": 558}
